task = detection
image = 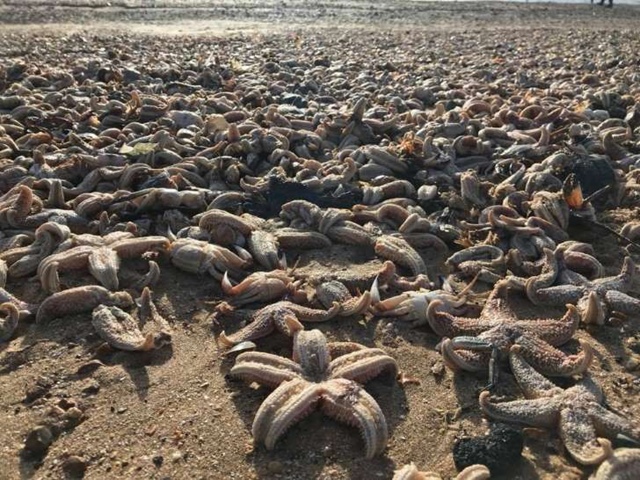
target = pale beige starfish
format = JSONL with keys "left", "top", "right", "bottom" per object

{"left": 590, "top": 447, "right": 640, "bottom": 479}
{"left": 219, "top": 301, "right": 340, "bottom": 347}
{"left": 393, "top": 463, "right": 490, "bottom": 480}
{"left": 91, "top": 288, "right": 171, "bottom": 351}
{"left": 36, "top": 286, "right": 133, "bottom": 323}
{"left": 230, "top": 321, "right": 397, "bottom": 458}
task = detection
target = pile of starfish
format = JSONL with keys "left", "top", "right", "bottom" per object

{"left": 221, "top": 243, "right": 640, "bottom": 477}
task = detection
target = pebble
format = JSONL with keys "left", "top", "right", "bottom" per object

{"left": 63, "top": 407, "right": 84, "bottom": 427}
{"left": 62, "top": 455, "right": 87, "bottom": 478}
{"left": 431, "top": 361, "right": 445, "bottom": 377}
{"left": 624, "top": 357, "right": 640, "bottom": 372}
{"left": 82, "top": 379, "right": 101, "bottom": 396}
{"left": 24, "top": 425, "right": 53, "bottom": 454}
{"left": 267, "top": 461, "right": 283, "bottom": 474}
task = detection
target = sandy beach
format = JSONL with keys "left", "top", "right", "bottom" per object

{"left": 0, "top": 2, "right": 639, "bottom": 480}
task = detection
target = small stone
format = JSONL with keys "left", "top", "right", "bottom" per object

{"left": 116, "top": 407, "right": 127, "bottom": 414}
{"left": 267, "top": 460, "right": 283, "bottom": 474}
{"left": 152, "top": 455, "right": 164, "bottom": 467}
{"left": 48, "top": 406, "right": 66, "bottom": 418}
{"left": 199, "top": 382, "right": 210, "bottom": 389}
{"left": 76, "top": 360, "right": 103, "bottom": 376}
{"left": 62, "top": 455, "right": 87, "bottom": 478}
{"left": 624, "top": 357, "right": 640, "bottom": 372}
{"left": 171, "top": 450, "right": 183, "bottom": 463}
{"left": 58, "top": 398, "right": 77, "bottom": 410}
{"left": 122, "top": 68, "right": 141, "bottom": 84}
{"left": 63, "top": 407, "right": 84, "bottom": 427}
{"left": 24, "top": 425, "right": 53, "bottom": 454}
{"left": 82, "top": 380, "right": 101, "bottom": 396}
{"left": 24, "top": 377, "right": 53, "bottom": 404}
{"left": 431, "top": 361, "right": 445, "bottom": 377}
{"left": 169, "top": 110, "right": 203, "bottom": 129}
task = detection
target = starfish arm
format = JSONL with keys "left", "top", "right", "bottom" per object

{"left": 456, "top": 465, "right": 491, "bottom": 480}
{"left": 517, "top": 304, "right": 579, "bottom": 346}
{"left": 579, "top": 292, "right": 607, "bottom": 326}
{"left": 479, "top": 391, "right": 560, "bottom": 429}
{"left": 559, "top": 407, "right": 612, "bottom": 465}
{"left": 253, "top": 379, "right": 318, "bottom": 449}
{"left": 440, "top": 338, "right": 489, "bottom": 372}
{"left": 340, "top": 291, "right": 372, "bottom": 317}
{"left": 392, "top": 464, "right": 432, "bottom": 480}
{"left": 574, "top": 378, "right": 605, "bottom": 403}
{"left": 591, "top": 448, "right": 640, "bottom": 480}
{"left": 0, "top": 303, "right": 20, "bottom": 342}
{"left": 426, "top": 303, "right": 493, "bottom": 338}
{"left": 230, "top": 352, "right": 303, "bottom": 388}
{"left": 509, "top": 345, "right": 564, "bottom": 399}
{"left": 594, "top": 257, "right": 635, "bottom": 292}
{"left": 515, "top": 336, "right": 593, "bottom": 377}
{"left": 293, "top": 329, "right": 331, "bottom": 377}
{"left": 219, "top": 317, "right": 276, "bottom": 347}
{"left": 523, "top": 248, "right": 559, "bottom": 300}
{"left": 327, "top": 342, "right": 366, "bottom": 358}
{"left": 88, "top": 247, "right": 121, "bottom": 290}
{"left": 327, "top": 348, "right": 398, "bottom": 383}
{"left": 478, "top": 280, "right": 513, "bottom": 320}
{"left": 604, "top": 290, "right": 640, "bottom": 315}
{"left": 588, "top": 403, "right": 640, "bottom": 443}
{"left": 320, "top": 378, "right": 388, "bottom": 459}
{"left": 285, "top": 301, "right": 342, "bottom": 322}
{"left": 526, "top": 284, "right": 585, "bottom": 307}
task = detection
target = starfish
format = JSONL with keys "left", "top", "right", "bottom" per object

{"left": 36, "top": 285, "right": 134, "bottom": 323}
{"left": 315, "top": 280, "right": 372, "bottom": 317}
{"left": 427, "top": 279, "right": 593, "bottom": 386}
{"left": 0, "top": 303, "right": 20, "bottom": 342}
{"left": 393, "top": 463, "right": 490, "bottom": 480}
{"left": 218, "top": 301, "right": 341, "bottom": 347}
{"left": 590, "top": 448, "right": 640, "bottom": 479}
{"left": 37, "top": 235, "right": 169, "bottom": 293}
{"left": 91, "top": 288, "right": 172, "bottom": 351}
{"left": 374, "top": 235, "right": 427, "bottom": 276}
{"left": 480, "top": 345, "right": 640, "bottom": 465}
{"left": 526, "top": 249, "right": 640, "bottom": 325}
{"left": 230, "top": 320, "right": 397, "bottom": 458}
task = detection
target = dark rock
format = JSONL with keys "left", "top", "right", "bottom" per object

{"left": 24, "top": 425, "right": 53, "bottom": 454}
{"left": 244, "top": 177, "right": 361, "bottom": 218}
{"left": 281, "top": 93, "right": 307, "bottom": 108}
{"left": 569, "top": 156, "right": 616, "bottom": 198}
{"left": 58, "top": 398, "right": 77, "bottom": 410}
{"left": 153, "top": 455, "right": 164, "bottom": 467}
{"left": 62, "top": 456, "right": 87, "bottom": 478}
{"left": 122, "top": 68, "right": 141, "bottom": 84}
{"left": 453, "top": 423, "right": 523, "bottom": 474}
{"left": 24, "top": 376, "right": 53, "bottom": 404}
{"left": 81, "top": 380, "right": 100, "bottom": 396}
